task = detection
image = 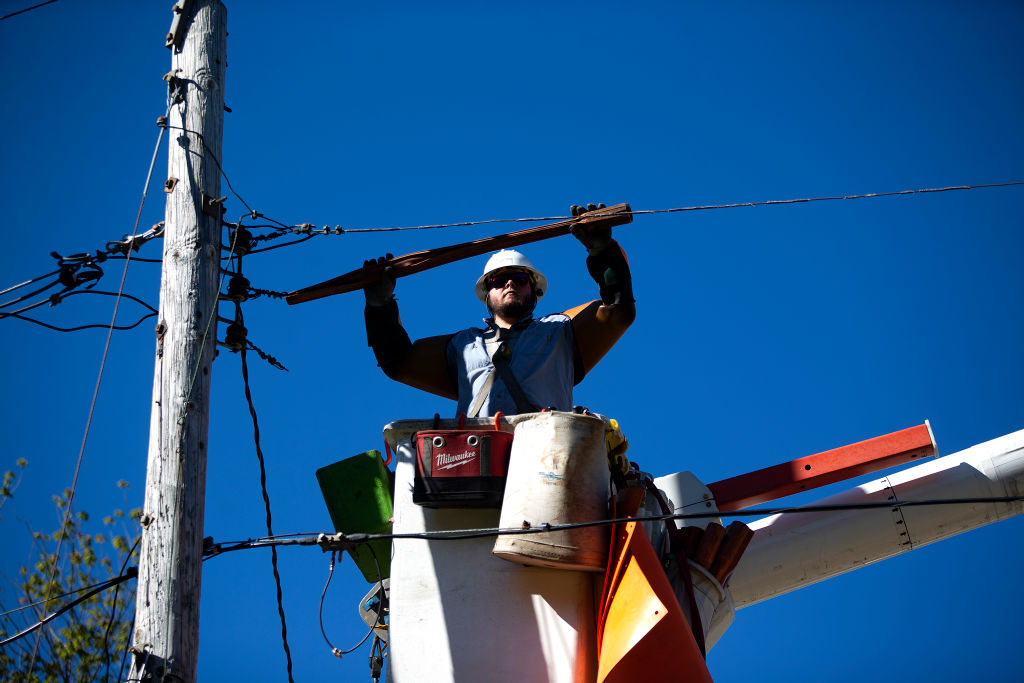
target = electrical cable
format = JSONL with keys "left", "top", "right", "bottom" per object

{"left": 165, "top": 124, "right": 254, "bottom": 214}
{"left": 117, "top": 614, "right": 136, "bottom": 683}
{"left": 239, "top": 314, "right": 295, "bottom": 683}
{"left": 0, "top": 0, "right": 57, "bottom": 21}
{"left": 318, "top": 551, "right": 339, "bottom": 653}
{"left": 4, "top": 311, "right": 156, "bottom": 333}
{"left": 59, "top": 289, "right": 159, "bottom": 314}
{"left": 0, "top": 297, "right": 53, "bottom": 319}
{"left": 0, "top": 270, "right": 60, "bottom": 297}
{"left": 244, "top": 234, "right": 319, "bottom": 254}
{"left": 26, "top": 98, "right": 172, "bottom": 675}
{"left": 0, "top": 278, "right": 60, "bottom": 309}
{"left": 0, "top": 570, "right": 136, "bottom": 620}
{"left": 0, "top": 568, "right": 137, "bottom": 648}
{"left": 318, "top": 544, "right": 384, "bottom": 658}
{"left": 199, "top": 494, "right": 1024, "bottom": 554}
{"left": 244, "top": 180, "right": 1024, "bottom": 243}
{"left": 103, "top": 537, "right": 141, "bottom": 683}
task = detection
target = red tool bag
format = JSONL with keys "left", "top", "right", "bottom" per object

{"left": 413, "top": 417, "right": 514, "bottom": 509}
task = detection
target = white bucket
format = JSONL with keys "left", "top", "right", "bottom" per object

{"left": 492, "top": 411, "right": 610, "bottom": 572}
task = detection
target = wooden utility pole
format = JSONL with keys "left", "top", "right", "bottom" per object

{"left": 130, "top": 2, "right": 226, "bottom": 681}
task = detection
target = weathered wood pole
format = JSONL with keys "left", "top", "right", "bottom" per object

{"left": 130, "top": 2, "right": 227, "bottom": 681}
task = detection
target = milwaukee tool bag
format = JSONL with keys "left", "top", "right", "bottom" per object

{"left": 413, "top": 429, "right": 514, "bottom": 508}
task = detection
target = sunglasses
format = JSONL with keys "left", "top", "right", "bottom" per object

{"left": 488, "top": 272, "right": 532, "bottom": 289}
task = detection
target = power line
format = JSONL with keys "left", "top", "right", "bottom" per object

{"left": 201, "top": 494, "right": 1024, "bottom": 554}
{"left": 103, "top": 537, "right": 141, "bottom": 683}
{"left": 0, "top": 568, "right": 137, "bottom": 648}
{"left": 5, "top": 311, "right": 156, "bottom": 333}
{"left": 239, "top": 321, "right": 295, "bottom": 683}
{"left": 0, "top": 0, "right": 57, "bottom": 22}
{"left": 0, "top": 270, "right": 59, "bottom": 297}
{"left": 243, "top": 180, "right": 1024, "bottom": 240}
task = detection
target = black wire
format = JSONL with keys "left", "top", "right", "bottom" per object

{"left": 199, "top": 494, "right": 1024, "bottom": 554}
{"left": 244, "top": 234, "right": 319, "bottom": 254}
{"left": 1, "top": 288, "right": 156, "bottom": 331}
{"left": 0, "top": 569, "right": 137, "bottom": 647}
{"left": 103, "top": 537, "right": 141, "bottom": 683}
{"left": 318, "top": 551, "right": 339, "bottom": 653}
{"left": 165, "top": 124, "right": 253, "bottom": 214}
{"left": 0, "top": 572, "right": 132, "bottom": 620}
{"left": 4, "top": 311, "right": 156, "bottom": 333}
{"left": 59, "top": 289, "right": 158, "bottom": 314}
{"left": 318, "top": 543, "right": 384, "bottom": 658}
{"left": 0, "top": 0, "right": 58, "bottom": 21}
{"left": 117, "top": 614, "right": 136, "bottom": 683}
{"left": 239, "top": 339, "right": 295, "bottom": 683}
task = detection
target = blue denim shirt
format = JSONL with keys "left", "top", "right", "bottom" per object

{"left": 447, "top": 314, "right": 577, "bottom": 417}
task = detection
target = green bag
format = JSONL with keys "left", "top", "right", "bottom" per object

{"left": 316, "top": 450, "right": 394, "bottom": 582}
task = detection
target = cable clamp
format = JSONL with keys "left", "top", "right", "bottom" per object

{"left": 162, "top": 68, "right": 185, "bottom": 103}
{"left": 51, "top": 251, "right": 105, "bottom": 292}
{"left": 317, "top": 532, "right": 356, "bottom": 553}
{"left": 105, "top": 222, "right": 165, "bottom": 255}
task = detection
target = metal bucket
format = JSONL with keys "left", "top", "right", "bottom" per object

{"left": 492, "top": 411, "right": 610, "bottom": 572}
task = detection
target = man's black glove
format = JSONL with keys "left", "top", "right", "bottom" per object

{"left": 363, "top": 254, "right": 396, "bottom": 307}
{"left": 570, "top": 203, "right": 612, "bottom": 254}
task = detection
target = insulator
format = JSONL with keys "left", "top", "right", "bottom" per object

{"left": 225, "top": 275, "right": 250, "bottom": 302}
{"left": 224, "top": 322, "right": 247, "bottom": 352}
{"left": 231, "top": 227, "right": 254, "bottom": 256}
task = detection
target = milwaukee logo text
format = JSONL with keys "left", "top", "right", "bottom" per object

{"left": 436, "top": 451, "right": 477, "bottom": 470}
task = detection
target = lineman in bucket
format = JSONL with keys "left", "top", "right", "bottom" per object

{"left": 363, "top": 204, "right": 635, "bottom": 417}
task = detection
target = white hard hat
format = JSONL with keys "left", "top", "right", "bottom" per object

{"left": 474, "top": 249, "right": 547, "bottom": 303}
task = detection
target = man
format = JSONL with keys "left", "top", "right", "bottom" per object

{"left": 363, "top": 204, "right": 635, "bottom": 417}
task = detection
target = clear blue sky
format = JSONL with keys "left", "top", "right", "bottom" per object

{"left": 2, "top": 2, "right": 1022, "bottom": 681}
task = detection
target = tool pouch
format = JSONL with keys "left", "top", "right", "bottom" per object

{"left": 413, "top": 429, "right": 514, "bottom": 508}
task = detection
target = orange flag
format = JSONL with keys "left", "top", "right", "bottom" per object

{"left": 597, "top": 519, "right": 713, "bottom": 683}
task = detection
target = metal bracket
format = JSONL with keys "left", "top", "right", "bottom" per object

{"left": 201, "top": 194, "right": 227, "bottom": 219}
{"left": 166, "top": 0, "right": 195, "bottom": 51}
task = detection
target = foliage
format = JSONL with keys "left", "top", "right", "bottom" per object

{"left": 0, "top": 463, "right": 140, "bottom": 683}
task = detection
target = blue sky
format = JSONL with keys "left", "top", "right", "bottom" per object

{"left": 1, "top": 2, "right": 1022, "bottom": 681}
